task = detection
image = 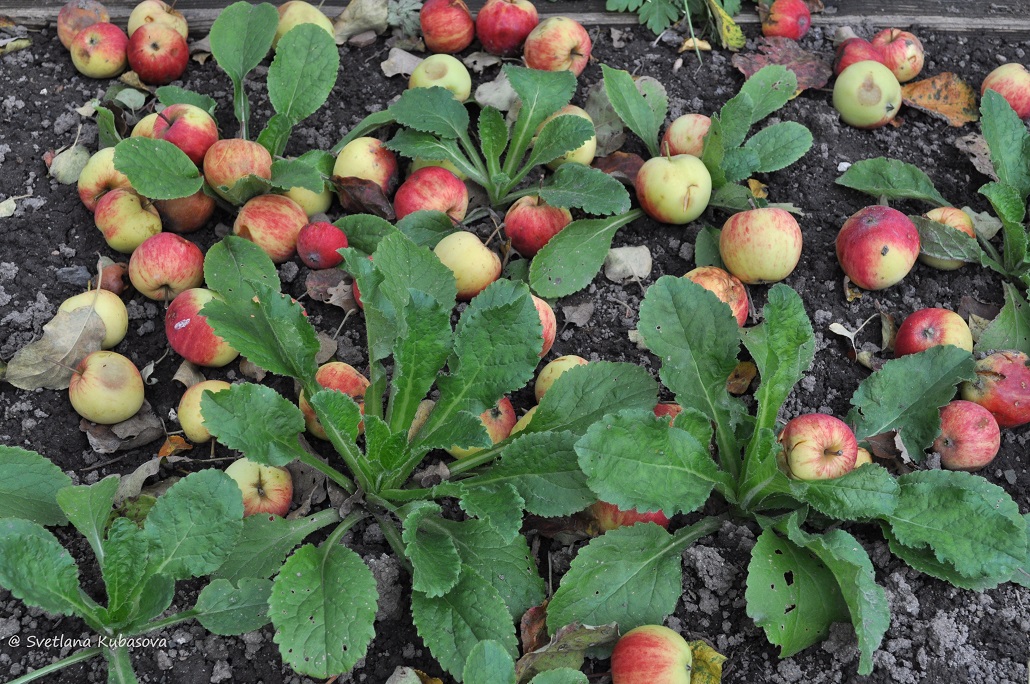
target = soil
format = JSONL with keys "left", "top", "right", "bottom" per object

{"left": 2, "top": 6, "right": 1030, "bottom": 684}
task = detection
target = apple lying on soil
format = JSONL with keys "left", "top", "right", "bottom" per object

{"left": 58, "top": 289, "right": 129, "bottom": 350}
{"left": 510, "top": 405, "right": 537, "bottom": 435}
{"left": 408, "top": 53, "right": 473, "bottom": 102}
{"left": 70, "top": 22, "right": 129, "bottom": 79}
{"left": 299, "top": 362, "right": 371, "bottom": 439}
{"left": 93, "top": 188, "right": 162, "bottom": 254}
{"left": 719, "top": 207, "right": 802, "bottom": 285}
{"left": 855, "top": 446, "right": 873, "bottom": 468}
{"left": 152, "top": 103, "right": 219, "bottom": 167}
{"left": 504, "top": 195, "right": 572, "bottom": 257}
{"left": 684, "top": 266, "right": 749, "bottom": 326}
{"left": 834, "top": 37, "right": 886, "bottom": 76}
{"left": 832, "top": 60, "right": 902, "bottom": 129}
{"left": 761, "top": 0, "right": 811, "bottom": 40}
{"left": 203, "top": 139, "right": 273, "bottom": 202}
{"left": 535, "top": 355, "right": 587, "bottom": 402}
{"left": 610, "top": 625, "right": 692, "bottom": 684}
{"left": 78, "top": 146, "right": 132, "bottom": 212}
{"left": 127, "top": 0, "right": 188, "bottom": 38}
{"left": 177, "top": 379, "right": 232, "bottom": 443}
{"left": 333, "top": 136, "right": 400, "bottom": 198}
{"left": 475, "top": 0, "right": 539, "bottom": 57}
{"left": 871, "top": 27, "right": 925, "bottom": 83}
{"left": 661, "top": 113, "right": 711, "bottom": 157}
{"left": 919, "top": 207, "right": 976, "bottom": 270}
{"left": 835, "top": 205, "right": 919, "bottom": 290}
{"left": 128, "top": 233, "right": 205, "bottom": 301}
{"left": 224, "top": 457, "right": 294, "bottom": 517}
{"left": 446, "top": 397, "right": 517, "bottom": 458}
{"left": 960, "top": 350, "right": 1030, "bottom": 428}
{"left": 68, "top": 351, "right": 145, "bottom": 425}
{"left": 523, "top": 16, "right": 592, "bottom": 76}
{"left": 233, "top": 194, "right": 309, "bottom": 264}
{"left": 433, "top": 231, "right": 501, "bottom": 300}
{"left": 127, "top": 22, "right": 188, "bottom": 85}
{"left": 532, "top": 295, "right": 556, "bottom": 357}
{"left": 538, "top": 105, "right": 596, "bottom": 169}
{"left": 420, "top": 0, "right": 475, "bottom": 54}
{"left": 58, "top": 0, "right": 110, "bottom": 49}
{"left": 635, "top": 154, "right": 712, "bottom": 225}
{"left": 154, "top": 189, "right": 217, "bottom": 234}
{"left": 933, "top": 400, "right": 1001, "bottom": 472}
{"left": 779, "top": 413, "right": 859, "bottom": 481}
{"left": 981, "top": 63, "right": 1030, "bottom": 119}
{"left": 165, "top": 288, "right": 240, "bottom": 368}
{"left": 893, "top": 308, "right": 973, "bottom": 357}
{"left": 393, "top": 166, "right": 469, "bottom": 223}
{"left": 297, "top": 221, "right": 349, "bottom": 270}
{"left": 653, "top": 402, "right": 683, "bottom": 420}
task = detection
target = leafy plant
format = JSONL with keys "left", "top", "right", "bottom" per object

{"left": 606, "top": 0, "right": 745, "bottom": 51}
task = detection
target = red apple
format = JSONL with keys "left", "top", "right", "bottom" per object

{"left": 127, "top": 22, "right": 188, "bottom": 85}
{"left": 981, "top": 63, "right": 1030, "bottom": 119}
{"left": 420, "top": 0, "right": 475, "bottom": 54}
{"left": 70, "top": 22, "right": 129, "bottom": 79}
{"left": 589, "top": 501, "right": 669, "bottom": 533}
{"left": 683, "top": 266, "right": 748, "bottom": 326}
{"left": 299, "top": 362, "right": 371, "bottom": 439}
{"left": 154, "top": 188, "right": 217, "bottom": 234}
{"left": 177, "top": 379, "right": 232, "bottom": 443}
{"left": 660, "top": 114, "right": 711, "bottom": 157}
{"left": 504, "top": 195, "right": 572, "bottom": 257}
{"left": 203, "top": 139, "right": 273, "bottom": 203}
{"left": 960, "top": 350, "right": 1030, "bottom": 428}
{"left": 128, "top": 233, "right": 205, "bottom": 301}
{"left": 653, "top": 402, "right": 683, "bottom": 420}
{"left": 152, "top": 103, "right": 219, "bottom": 167}
{"left": 233, "top": 194, "right": 309, "bottom": 264}
{"left": 93, "top": 188, "right": 162, "bottom": 254}
{"left": 920, "top": 207, "right": 976, "bottom": 270}
{"left": 447, "top": 396, "right": 517, "bottom": 458}
{"left": 333, "top": 137, "right": 400, "bottom": 199}
{"left": 523, "top": 17, "right": 592, "bottom": 77}
{"left": 165, "top": 288, "right": 240, "bottom": 368}
{"left": 58, "top": 0, "right": 110, "bottom": 49}
{"left": 871, "top": 28, "right": 924, "bottom": 83}
{"left": 719, "top": 207, "right": 802, "bottom": 285}
{"left": 224, "top": 457, "right": 293, "bottom": 517}
{"left": 834, "top": 37, "right": 887, "bottom": 76}
{"left": 635, "top": 154, "right": 712, "bottom": 225}
{"left": 433, "top": 231, "right": 501, "bottom": 300}
{"left": 835, "top": 205, "right": 919, "bottom": 290}
{"left": 475, "top": 0, "right": 539, "bottom": 57}
{"left": 297, "top": 221, "right": 349, "bottom": 270}
{"left": 761, "top": 0, "right": 811, "bottom": 41}
{"left": 532, "top": 295, "right": 556, "bottom": 357}
{"left": 893, "top": 308, "right": 973, "bottom": 358}
{"left": 779, "top": 413, "right": 858, "bottom": 481}
{"left": 393, "top": 166, "right": 469, "bottom": 223}
{"left": 68, "top": 351, "right": 145, "bottom": 425}
{"left": 535, "top": 355, "right": 587, "bottom": 402}
{"left": 611, "top": 625, "right": 692, "bottom": 684}
{"left": 933, "top": 400, "right": 1001, "bottom": 472}
{"left": 78, "top": 146, "right": 133, "bottom": 212}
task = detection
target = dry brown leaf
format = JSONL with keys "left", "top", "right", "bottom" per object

{"left": 955, "top": 133, "right": 998, "bottom": 181}
{"left": 958, "top": 296, "right": 1001, "bottom": 325}
{"left": 514, "top": 622, "right": 620, "bottom": 682}
{"left": 879, "top": 311, "right": 897, "bottom": 353}
{"left": 561, "top": 302, "right": 594, "bottom": 327}
{"left": 679, "top": 37, "right": 712, "bottom": 52}
{"left": 689, "top": 640, "right": 728, "bottom": 684}
{"left": 327, "top": 281, "right": 358, "bottom": 313}
{"left": 462, "top": 51, "right": 500, "bottom": 74}
{"left": 114, "top": 453, "right": 191, "bottom": 504}
{"left": 732, "top": 37, "right": 832, "bottom": 94}
{"left": 158, "top": 435, "right": 193, "bottom": 458}
{"left": 316, "top": 332, "right": 339, "bottom": 364}
{"left": 334, "top": 0, "right": 388, "bottom": 45}
{"left": 306, "top": 268, "right": 348, "bottom": 302}
{"left": 727, "top": 361, "right": 757, "bottom": 394}
{"left": 331, "top": 176, "right": 395, "bottom": 219}
{"left": 118, "top": 71, "right": 154, "bottom": 93}
{"left": 381, "top": 47, "right": 422, "bottom": 78}
{"left": 843, "top": 276, "right": 862, "bottom": 302}
{"left": 82, "top": 401, "right": 166, "bottom": 454}
{"left": 519, "top": 603, "right": 549, "bottom": 654}
{"left": 5, "top": 307, "right": 106, "bottom": 389}
{"left": 172, "top": 360, "right": 206, "bottom": 388}
{"left": 747, "top": 178, "right": 769, "bottom": 199}
{"left": 239, "top": 359, "right": 268, "bottom": 382}
{"left": 901, "top": 73, "right": 979, "bottom": 127}
{"left": 592, "top": 152, "right": 645, "bottom": 189}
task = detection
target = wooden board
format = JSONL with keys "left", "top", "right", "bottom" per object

{"left": 7, "top": 0, "right": 1030, "bottom": 35}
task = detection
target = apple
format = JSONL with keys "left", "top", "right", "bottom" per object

{"left": 224, "top": 457, "right": 293, "bottom": 517}
{"left": 177, "top": 379, "right": 232, "bottom": 443}
{"left": 393, "top": 166, "right": 469, "bottom": 223}
{"left": 93, "top": 188, "right": 162, "bottom": 254}
{"left": 78, "top": 147, "right": 133, "bottom": 212}
{"left": 510, "top": 405, "right": 537, "bottom": 435}
{"left": 635, "top": 154, "right": 712, "bottom": 225}
{"left": 919, "top": 207, "right": 977, "bottom": 270}
{"left": 127, "top": 22, "right": 188, "bottom": 85}
{"left": 611, "top": 625, "right": 692, "bottom": 684}
{"left": 661, "top": 114, "right": 711, "bottom": 157}
{"left": 835, "top": 205, "right": 920, "bottom": 290}
{"left": 532, "top": 295, "right": 556, "bottom": 357}
{"left": 960, "top": 350, "right": 1030, "bottom": 428}
{"left": 535, "top": 355, "right": 587, "bottom": 402}
{"left": 834, "top": 37, "right": 887, "bottom": 76}
{"left": 933, "top": 400, "right": 1001, "bottom": 472}
{"left": 855, "top": 446, "right": 873, "bottom": 467}
{"left": 70, "top": 22, "right": 129, "bottom": 79}
{"left": 58, "top": 289, "right": 128, "bottom": 349}
{"left": 420, "top": 0, "right": 475, "bottom": 54}
{"left": 871, "top": 28, "right": 924, "bottom": 83}
{"left": 333, "top": 137, "right": 399, "bottom": 198}
{"left": 152, "top": 103, "right": 219, "bottom": 167}
{"left": 833, "top": 60, "right": 903, "bottom": 129}
{"left": 203, "top": 139, "right": 273, "bottom": 203}
{"left": 589, "top": 501, "right": 669, "bottom": 533}
{"left": 298, "top": 362, "right": 371, "bottom": 439}
{"left": 683, "top": 266, "right": 749, "bottom": 326}
{"left": 127, "top": 0, "right": 188, "bottom": 39}
{"left": 981, "top": 63, "right": 1030, "bottom": 119}
{"left": 410, "top": 157, "right": 467, "bottom": 182}
{"left": 165, "top": 288, "right": 240, "bottom": 368}
{"left": 58, "top": 0, "right": 110, "bottom": 50}
{"left": 408, "top": 54, "right": 472, "bottom": 102}
{"left": 273, "top": 0, "right": 335, "bottom": 50}
{"left": 446, "top": 397, "right": 517, "bottom": 458}
{"left": 131, "top": 112, "right": 159, "bottom": 138}
{"left": 68, "top": 351, "right": 145, "bottom": 425}
{"left": 504, "top": 195, "right": 572, "bottom": 257}
{"left": 128, "top": 233, "right": 205, "bottom": 301}
{"left": 153, "top": 188, "right": 216, "bottom": 234}
{"left": 433, "top": 231, "right": 501, "bottom": 300}
{"left": 779, "top": 413, "right": 858, "bottom": 481}
{"left": 475, "top": 0, "right": 539, "bottom": 57}
{"left": 523, "top": 17, "right": 592, "bottom": 77}
{"left": 297, "top": 221, "right": 348, "bottom": 270}
{"left": 893, "top": 308, "right": 973, "bottom": 358}
{"left": 719, "top": 207, "right": 802, "bottom": 285}
{"left": 761, "top": 0, "right": 811, "bottom": 41}
{"left": 653, "top": 402, "right": 683, "bottom": 420}
{"left": 233, "top": 194, "right": 309, "bottom": 264}
{"left": 537, "top": 105, "right": 596, "bottom": 170}
{"left": 98, "top": 259, "right": 131, "bottom": 296}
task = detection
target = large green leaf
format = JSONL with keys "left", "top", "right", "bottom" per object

{"left": 0, "top": 518, "right": 89, "bottom": 617}
{"left": 201, "top": 383, "right": 309, "bottom": 467}
{"left": 268, "top": 24, "right": 339, "bottom": 123}
{"left": 56, "top": 476, "right": 119, "bottom": 564}
{"left": 0, "top": 446, "right": 72, "bottom": 526}
{"left": 195, "top": 578, "right": 273, "bottom": 635}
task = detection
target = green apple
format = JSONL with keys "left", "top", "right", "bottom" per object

{"left": 68, "top": 351, "right": 145, "bottom": 424}
{"left": 635, "top": 154, "right": 712, "bottom": 225}
{"left": 58, "top": 289, "right": 129, "bottom": 350}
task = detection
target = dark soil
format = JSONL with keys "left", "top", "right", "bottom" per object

{"left": 1, "top": 6, "right": 1029, "bottom": 684}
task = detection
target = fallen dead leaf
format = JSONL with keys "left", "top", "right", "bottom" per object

{"left": 327, "top": 280, "right": 358, "bottom": 313}
{"left": 172, "top": 360, "right": 205, "bottom": 388}
{"left": 475, "top": 71, "right": 518, "bottom": 112}
{"left": 958, "top": 295, "right": 1001, "bottom": 324}
{"left": 705, "top": 0, "right": 745, "bottom": 51}
{"left": 679, "top": 37, "right": 712, "bottom": 52}
{"left": 115, "top": 452, "right": 191, "bottom": 504}
{"left": 955, "top": 133, "right": 998, "bottom": 181}
{"left": 727, "top": 361, "right": 757, "bottom": 394}
{"left": 462, "top": 51, "right": 500, "bottom": 74}
{"left": 239, "top": 359, "right": 268, "bottom": 382}
{"left": 901, "top": 72, "right": 979, "bottom": 127}
{"left": 519, "top": 603, "right": 548, "bottom": 653}
{"left": 0, "top": 193, "right": 31, "bottom": 218}
{"left": 381, "top": 47, "right": 422, "bottom": 78}
{"left": 306, "top": 268, "right": 348, "bottom": 302}
{"left": 4, "top": 306, "right": 106, "bottom": 389}
{"left": 158, "top": 435, "right": 193, "bottom": 458}
{"left": 515, "top": 622, "right": 620, "bottom": 682}
{"left": 82, "top": 401, "right": 166, "bottom": 454}
{"left": 748, "top": 178, "right": 769, "bottom": 199}
{"left": 689, "top": 640, "right": 728, "bottom": 684}
{"left": 331, "top": 176, "right": 395, "bottom": 219}
{"left": 189, "top": 35, "right": 211, "bottom": 64}
{"left": 592, "top": 152, "right": 644, "bottom": 188}
{"left": 583, "top": 81, "right": 626, "bottom": 158}
{"left": 843, "top": 276, "right": 862, "bottom": 302}
{"left": 316, "top": 332, "right": 338, "bottom": 364}
{"left": 732, "top": 37, "right": 832, "bottom": 94}
{"left": 334, "top": 0, "right": 388, "bottom": 45}
{"left": 561, "top": 301, "right": 594, "bottom": 327}
{"left": 118, "top": 71, "right": 153, "bottom": 93}
{"left": 879, "top": 310, "right": 897, "bottom": 353}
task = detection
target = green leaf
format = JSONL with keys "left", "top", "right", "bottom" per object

{"left": 1010, "top": 514, "right": 1030, "bottom": 588}
{"left": 693, "top": 226, "right": 725, "bottom": 269}
{"left": 885, "top": 470, "right": 1026, "bottom": 583}
{"left": 977, "top": 282, "right": 1030, "bottom": 355}
{"left": 601, "top": 64, "right": 667, "bottom": 157}
{"left": 391, "top": 86, "right": 470, "bottom": 140}
{"left": 606, "top": 0, "right": 680, "bottom": 34}
{"left": 738, "top": 65, "right": 797, "bottom": 124}
{"left": 270, "top": 157, "right": 325, "bottom": 194}
{"left": 547, "top": 523, "right": 683, "bottom": 634}
{"left": 880, "top": 524, "right": 1001, "bottom": 591}
{"left": 529, "top": 211, "right": 642, "bottom": 298}
{"left": 979, "top": 181, "right": 1028, "bottom": 271}
{"left": 335, "top": 213, "right": 397, "bottom": 254}
{"left": 260, "top": 110, "right": 297, "bottom": 158}
{"left": 744, "top": 122, "right": 813, "bottom": 173}
{"left": 0, "top": 518, "right": 88, "bottom": 617}
{"left": 201, "top": 383, "right": 309, "bottom": 467}
{"left": 155, "top": 86, "right": 217, "bottom": 116}
{"left": 911, "top": 215, "right": 984, "bottom": 266}
{"left": 576, "top": 410, "right": 722, "bottom": 517}
{"left": 452, "top": 482, "right": 525, "bottom": 543}
{"left": 363, "top": 416, "right": 413, "bottom": 489}
{"left": 204, "top": 234, "right": 282, "bottom": 298}
{"left": 412, "top": 572, "right": 519, "bottom": 682}
{"left": 0, "top": 446, "right": 72, "bottom": 525}
{"left": 835, "top": 157, "right": 950, "bottom": 206}
{"left": 464, "top": 640, "right": 516, "bottom": 684}
{"left": 331, "top": 109, "right": 395, "bottom": 155}
{"left": 56, "top": 475, "right": 119, "bottom": 563}
{"left": 479, "top": 107, "right": 509, "bottom": 168}
{"left": 144, "top": 469, "right": 244, "bottom": 581}
{"left": 113, "top": 137, "right": 204, "bottom": 200}
{"left": 745, "top": 527, "right": 849, "bottom": 658}
{"left": 846, "top": 345, "right": 975, "bottom": 459}
{"left": 95, "top": 105, "right": 121, "bottom": 148}
{"left": 504, "top": 65, "right": 577, "bottom": 175}
{"left": 783, "top": 516, "right": 889, "bottom": 676}
{"left": 529, "top": 361, "right": 659, "bottom": 436}
{"left": 196, "top": 578, "right": 273, "bottom": 635}
{"left": 105, "top": 645, "right": 140, "bottom": 684}
{"left": 214, "top": 174, "right": 273, "bottom": 205}
{"left": 980, "top": 89, "right": 1030, "bottom": 199}
{"left": 307, "top": 389, "right": 363, "bottom": 460}
{"left": 701, "top": 115, "right": 729, "bottom": 189}
{"left": 721, "top": 146, "right": 761, "bottom": 184}
{"left": 268, "top": 23, "right": 339, "bottom": 122}
{"left": 525, "top": 115, "right": 595, "bottom": 170}
{"left": 386, "top": 129, "right": 475, "bottom": 178}
{"left": 133, "top": 573, "right": 175, "bottom": 624}
{"left": 209, "top": 1, "right": 278, "bottom": 137}
{"left": 739, "top": 428, "right": 791, "bottom": 510}
{"left": 530, "top": 670, "right": 590, "bottom": 684}
{"left": 789, "top": 464, "right": 899, "bottom": 520}
{"left": 402, "top": 502, "right": 462, "bottom": 598}
{"left": 388, "top": 290, "right": 454, "bottom": 433}
{"left": 741, "top": 285, "right": 815, "bottom": 433}
{"left": 396, "top": 210, "right": 459, "bottom": 248}
{"left": 270, "top": 540, "right": 379, "bottom": 677}
{"left": 101, "top": 517, "right": 150, "bottom": 621}
{"left": 211, "top": 508, "right": 341, "bottom": 585}
{"left": 718, "top": 92, "right": 755, "bottom": 150}
{"left": 538, "top": 163, "right": 631, "bottom": 215}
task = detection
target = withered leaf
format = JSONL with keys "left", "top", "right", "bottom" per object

{"left": 331, "top": 175, "right": 395, "bottom": 220}
{"left": 732, "top": 37, "right": 832, "bottom": 94}
{"left": 114, "top": 452, "right": 191, "bottom": 505}
{"left": 306, "top": 268, "right": 348, "bottom": 303}
{"left": 5, "top": 307, "right": 106, "bottom": 389}
{"left": 592, "top": 152, "right": 645, "bottom": 189}
{"left": 172, "top": 360, "right": 206, "bottom": 388}
{"left": 727, "top": 360, "right": 757, "bottom": 394}
{"left": 955, "top": 133, "right": 999, "bottom": 181}
{"left": 333, "top": 0, "right": 388, "bottom": 45}
{"left": 158, "top": 435, "right": 193, "bottom": 458}
{"left": 901, "top": 72, "right": 979, "bottom": 127}
{"left": 519, "top": 603, "right": 548, "bottom": 654}
{"left": 514, "top": 622, "right": 619, "bottom": 682}
{"left": 689, "top": 640, "right": 728, "bottom": 684}
{"left": 316, "top": 332, "right": 338, "bottom": 364}
{"left": 81, "top": 400, "right": 165, "bottom": 454}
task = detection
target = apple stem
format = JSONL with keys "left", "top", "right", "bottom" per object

{"left": 824, "top": 448, "right": 844, "bottom": 457}
{"left": 157, "top": 111, "right": 173, "bottom": 127}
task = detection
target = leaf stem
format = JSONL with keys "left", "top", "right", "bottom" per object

{"left": 379, "top": 486, "right": 435, "bottom": 503}
{"left": 365, "top": 499, "right": 412, "bottom": 574}
{"left": 295, "top": 448, "right": 356, "bottom": 494}
{"left": 5, "top": 648, "right": 103, "bottom": 684}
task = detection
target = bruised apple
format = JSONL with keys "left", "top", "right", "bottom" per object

{"left": 960, "top": 350, "right": 1030, "bottom": 428}
{"left": 299, "top": 362, "right": 370, "bottom": 439}
{"left": 446, "top": 397, "right": 517, "bottom": 458}
{"left": 779, "top": 413, "right": 858, "bottom": 481}
{"left": 835, "top": 205, "right": 919, "bottom": 290}
{"left": 933, "top": 400, "right": 1001, "bottom": 471}
{"left": 684, "top": 266, "right": 748, "bottom": 326}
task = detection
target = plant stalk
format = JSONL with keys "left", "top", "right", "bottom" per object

{"left": 6, "top": 648, "right": 103, "bottom": 684}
